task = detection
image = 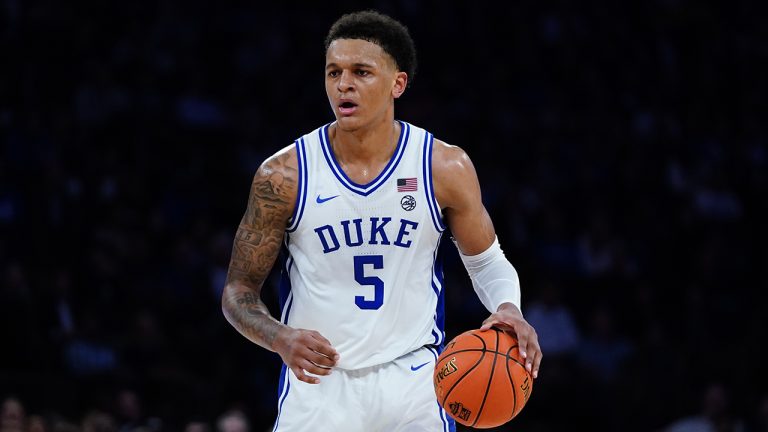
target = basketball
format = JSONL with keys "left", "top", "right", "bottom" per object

{"left": 433, "top": 328, "right": 533, "bottom": 428}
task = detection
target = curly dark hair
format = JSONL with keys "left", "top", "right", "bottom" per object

{"left": 325, "top": 10, "right": 417, "bottom": 86}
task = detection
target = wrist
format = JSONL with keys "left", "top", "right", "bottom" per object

{"left": 497, "top": 302, "right": 522, "bottom": 315}
{"left": 271, "top": 324, "right": 293, "bottom": 353}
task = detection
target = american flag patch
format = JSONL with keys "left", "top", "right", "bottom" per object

{"left": 397, "top": 177, "right": 418, "bottom": 192}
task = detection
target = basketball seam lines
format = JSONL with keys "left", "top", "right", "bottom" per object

{"left": 470, "top": 331, "right": 499, "bottom": 428}
{"left": 440, "top": 334, "right": 488, "bottom": 408}
{"left": 505, "top": 345, "right": 519, "bottom": 422}
{"left": 439, "top": 347, "right": 521, "bottom": 363}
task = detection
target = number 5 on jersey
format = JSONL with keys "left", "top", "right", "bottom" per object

{"left": 353, "top": 255, "right": 384, "bottom": 310}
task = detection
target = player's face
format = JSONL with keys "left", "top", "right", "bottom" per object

{"left": 325, "top": 39, "right": 407, "bottom": 131}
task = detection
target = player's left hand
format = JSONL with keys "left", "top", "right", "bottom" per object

{"left": 480, "top": 302, "right": 542, "bottom": 379}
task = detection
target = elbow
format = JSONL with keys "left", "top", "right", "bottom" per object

{"left": 221, "top": 283, "right": 233, "bottom": 321}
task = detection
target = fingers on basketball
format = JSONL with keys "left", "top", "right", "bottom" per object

{"left": 434, "top": 328, "right": 534, "bottom": 428}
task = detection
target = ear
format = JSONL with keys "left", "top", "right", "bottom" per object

{"left": 392, "top": 71, "right": 408, "bottom": 99}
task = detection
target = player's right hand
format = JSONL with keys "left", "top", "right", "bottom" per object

{"left": 273, "top": 327, "right": 340, "bottom": 384}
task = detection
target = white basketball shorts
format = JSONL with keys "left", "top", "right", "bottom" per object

{"left": 272, "top": 345, "right": 456, "bottom": 432}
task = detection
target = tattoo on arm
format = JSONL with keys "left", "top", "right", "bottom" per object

{"left": 222, "top": 151, "right": 297, "bottom": 350}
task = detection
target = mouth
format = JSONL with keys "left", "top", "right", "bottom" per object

{"left": 338, "top": 100, "right": 358, "bottom": 116}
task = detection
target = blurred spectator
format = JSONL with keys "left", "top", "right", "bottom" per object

{"left": 51, "top": 422, "right": 80, "bottom": 432}
{"left": 82, "top": 411, "right": 116, "bottom": 432}
{"left": 0, "top": 397, "right": 25, "bottom": 432}
{"left": 751, "top": 395, "right": 768, "bottom": 432}
{"left": 51, "top": 269, "right": 77, "bottom": 340}
{"left": 184, "top": 421, "right": 211, "bottom": 432}
{"left": 121, "top": 310, "right": 168, "bottom": 376}
{"left": 64, "top": 312, "right": 118, "bottom": 376}
{"left": 578, "top": 307, "right": 634, "bottom": 383}
{"left": 0, "top": 263, "right": 37, "bottom": 369}
{"left": 215, "top": 410, "right": 249, "bottom": 432}
{"left": 28, "top": 415, "right": 49, "bottom": 432}
{"left": 663, "top": 383, "right": 745, "bottom": 432}
{"left": 524, "top": 282, "right": 580, "bottom": 357}
{"left": 115, "top": 390, "right": 158, "bottom": 432}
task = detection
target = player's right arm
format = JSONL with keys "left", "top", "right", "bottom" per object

{"left": 221, "top": 146, "right": 339, "bottom": 384}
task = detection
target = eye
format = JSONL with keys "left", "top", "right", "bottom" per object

{"left": 356, "top": 70, "right": 370, "bottom": 77}
{"left": 328, "top": 70, "right": 340, "bottom": 78}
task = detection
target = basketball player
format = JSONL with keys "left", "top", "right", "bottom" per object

{"left": 222, "top": 11, "right": 542, "bottom": 431}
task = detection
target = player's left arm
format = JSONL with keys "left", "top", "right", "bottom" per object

{"left": 433, "top": 139, "right": 542, "bottom": 378}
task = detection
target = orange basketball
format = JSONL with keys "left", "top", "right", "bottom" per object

{"left": 433, "top": 328, "right": 533, "bottom": 428}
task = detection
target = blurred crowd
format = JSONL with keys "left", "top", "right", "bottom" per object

{"left": 1, "top": 394, "right": 251, "bottom": 432}
{"left": 2, "top": 1, "right": 767, "bottom": 431}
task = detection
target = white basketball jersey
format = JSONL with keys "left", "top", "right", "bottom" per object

{"left": 278, "top": 121, "right": 447, "bottom": 370}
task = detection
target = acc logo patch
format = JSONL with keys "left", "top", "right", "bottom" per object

{"left": 400, "top": 195, "right": 416, "bottom": 211}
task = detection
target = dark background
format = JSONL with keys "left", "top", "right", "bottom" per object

{"left": 2, "top": 1, "right": 767, "bottom": 431}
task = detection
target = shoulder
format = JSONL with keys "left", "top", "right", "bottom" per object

{"left": 431, "top": 139, "right": 481, "bottom": 210}
{"left": 246, "top": 143, "right": 300, "bottom": 221}
{"left": 257, "top": 143, "right": 298, "bottom": 181}
{"left": 251, "top": 121, "right": 323, "bottom": 200}
{"left": 432, "top": 139, "right": 474, "bottom": 177}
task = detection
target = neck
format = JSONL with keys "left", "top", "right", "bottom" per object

{"left": 330, "top": 114, "right": 399, "bottom": 164}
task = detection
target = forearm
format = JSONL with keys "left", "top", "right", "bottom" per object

{"left": 221, "top": 282, "right": 285, "bottom": 351}
{"left": 222, "top": 221, "right": 287, "bottom": 351}
{"left": 457, "top": 236, "right": 522, "bottom": 313}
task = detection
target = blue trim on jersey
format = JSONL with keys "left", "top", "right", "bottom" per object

{"left": 430, "top": 234, "right": 446, "bottom": 345}
{"left": 286, "top": 138, "right": 308, "bottom": 232}
{"left": 431, "top": 329, "right": 440, "bottom": 345}
{"left": 434, "top": 238, "right": 446, "bottom": 345}
{"left": 278, "top": 238, "right": 295, "bottom": 324}
{"left": 273, "top": 363, "right": 291, "bottom": 432}
{"left": 422, "top": 131, "right": 446, "bottom": 232}
{"left": 430, "top": 281, "right": 440, "bottom": 297}
{"left": 319, "top": 121, "right": 410, "bottom": 196}
{"left": 426, "top": 346, "right": 456, "bottom": 432}
{"left": 279, "top": 267, "right": 294, "bottom": 324}
{"left": 430, "top": 237, "right": 442, "bottom": 298}
{"left": 286, "top": 139, "right": 301, "bottom": 229}
{"left": 274, "top": 243, "right": 295, "bottom": 430}
{"left": 275, "top": 240, "right": 293, "bottom": 430}
{"left": 280, "top": 282, "right": 294, "bottom": 324}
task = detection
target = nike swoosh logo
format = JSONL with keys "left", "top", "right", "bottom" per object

{"left": 410, "top": 362, "right": 430, "bottom": 371}
{"left": 316, "top": 194, "right": 339, "bottom": 204}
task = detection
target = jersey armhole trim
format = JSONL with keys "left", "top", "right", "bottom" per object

{"left": 423, "top": 132, "right": 447, "bottom": 232}
{"left": 286, "top": 138, "right": 308, "bottom": 232}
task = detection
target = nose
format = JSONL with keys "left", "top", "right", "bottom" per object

{"left": 337, "top": 70, "right": 354, "bottom": 93}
